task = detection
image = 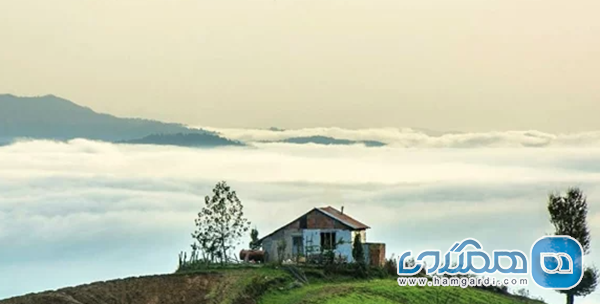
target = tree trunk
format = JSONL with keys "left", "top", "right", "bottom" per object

{"left": 221, "top": 238, "right": 226, "bottom": 265}
{"left": 567, "top": 293, "right": 575, "bottom": 304}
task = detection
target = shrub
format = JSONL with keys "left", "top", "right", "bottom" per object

{"left": 352, "top": 233, "right": 365, "bottom": 265}
{"left": 383, "top": 254, "right": 398, "bottom": 276}
{"left": 513, "top": 288, "right": 530, "bottom": 298}
{"left": 323, "top": 262, "right": 369, "bottom": 279}
{"left": 302, "top": 267, "right": 327, "bottom": 280}
{"left": 474, "top": 284, "right": 509, "bottom": 295}
{"left": 368, "top": 266, "right": 389, "bottom": 279}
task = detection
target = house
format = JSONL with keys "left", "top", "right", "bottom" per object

{"left": 259, "top": 206, "right": 386, "bottom": 266}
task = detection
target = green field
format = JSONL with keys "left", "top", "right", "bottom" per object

{"left": 179, "top": 265, "right": 546, "bottom": 304}
{"left": 259, "top": 278, "right": 544, "bottom": 304}
{"left": 1, "top": 265, "right": 546, "bottom": 304}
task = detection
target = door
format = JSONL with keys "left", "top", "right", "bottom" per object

{"left": 292, "top": 236, "right": 304, "bottom": 260}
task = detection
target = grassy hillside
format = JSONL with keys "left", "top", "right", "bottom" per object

{"left": 1, "top": 266, "right": 545, "bottom": 304}
{"left": 260, "top": 277, "right": 544, "bottom": 304}
{"left": 0, "top": 267, "right": 286, "bottom": 304}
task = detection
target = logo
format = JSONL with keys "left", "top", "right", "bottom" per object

{"left": 531, "top": 236, "right": 584, "bottom": 290}
{"left": 397, "top": 236, "right": 585, "bottom": 291}
{"left": 397, "top": 238, "right": 528, "bottom": 276}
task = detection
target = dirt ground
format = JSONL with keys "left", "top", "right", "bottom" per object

{"left": 1, "top": 273, "right": 225, "bottom": 304}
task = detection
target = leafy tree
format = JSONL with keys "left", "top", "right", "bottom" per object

{"left": 513, "top": 288, "right": 530, "bottom": 298}
{"left": 352, "top": 233, "right": 365, "bottom": 265}
{"left": 404, "top": 257, "right": 416, "bottom": 268}
{"left": 249, "top": 228, "right": 262, "bottom": 250}
{"left": 192, "top": 181, "right": 251, "bottom": 265}
{"left": 384, "top": 254, "right": 398, "bottom": 276}
{"left": 548, "top": 187, "right": 598, "bottom": 304}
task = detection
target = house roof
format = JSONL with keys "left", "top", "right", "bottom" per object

{"left": 317, "top": 206, "right": 370, "bottom": 230}
{"left": 258, "top": 206, "right": 370, "bottom": 243}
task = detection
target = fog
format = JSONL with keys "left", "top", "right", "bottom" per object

{"left": 1, "top": 135, "right": 600, "bottom": 303}
{"left": 205, "top": 127, "right": 600, "bottom": 148}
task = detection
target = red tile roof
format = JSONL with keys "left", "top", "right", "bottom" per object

{"left": 317, "top": 206, "right": 370, "bottom": 230}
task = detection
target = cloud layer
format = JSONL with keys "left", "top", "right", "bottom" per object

{"left": 200, "top": 126, "right": 600, "bottom": 148}
{"left": 1, "top": 138, "right": 600, "bottom": 303}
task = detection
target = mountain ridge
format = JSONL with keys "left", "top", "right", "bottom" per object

{"left": 0, "top": 94, "right": 238, "bottom": 147}
{"left": 278, "top": 135, "right": 386, "bottom": 147}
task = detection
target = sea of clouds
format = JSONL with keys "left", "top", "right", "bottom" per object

{"left": 203, "top": 126, "right": 600, "bottom": 148}
{"left": 1, "top": 128, "right": 600, "bottom": 304}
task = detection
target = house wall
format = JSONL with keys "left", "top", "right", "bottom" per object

{"left": 363, "top": 243, "right": 386, "bottom": 267}
{"left": 262, "top": 228, "right": 354, "bottom": 262}
{"left": 302, "top": 229, "right": 353, "bottom": 262}
{"left": 262, "top": 229, "right": 303, "bottom": 262}
{"left": 261, "top": 209, "right": 367, "bottom": 263}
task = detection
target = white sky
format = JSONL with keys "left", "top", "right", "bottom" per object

{"left": 1, "top": 0, "right": 599, "bottom": 132}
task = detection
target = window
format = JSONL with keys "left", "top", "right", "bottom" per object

{"left": 320, "top": 232, "right": 337, "bottom": 250}
{"left": 299, "top": 216, "right": 307, "bottom": 229}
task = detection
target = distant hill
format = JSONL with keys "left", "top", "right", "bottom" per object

{"left": 0, "top": 94, "right": 244, "bottom": 148}
{"left": 280, "top": 136, "right": 386, "bottom": 147}
{"left": 120, "top": 133, "right": 244, "bottom": 147}
{"left": 0, "top": 94, "right": 201, "bottom": 142}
